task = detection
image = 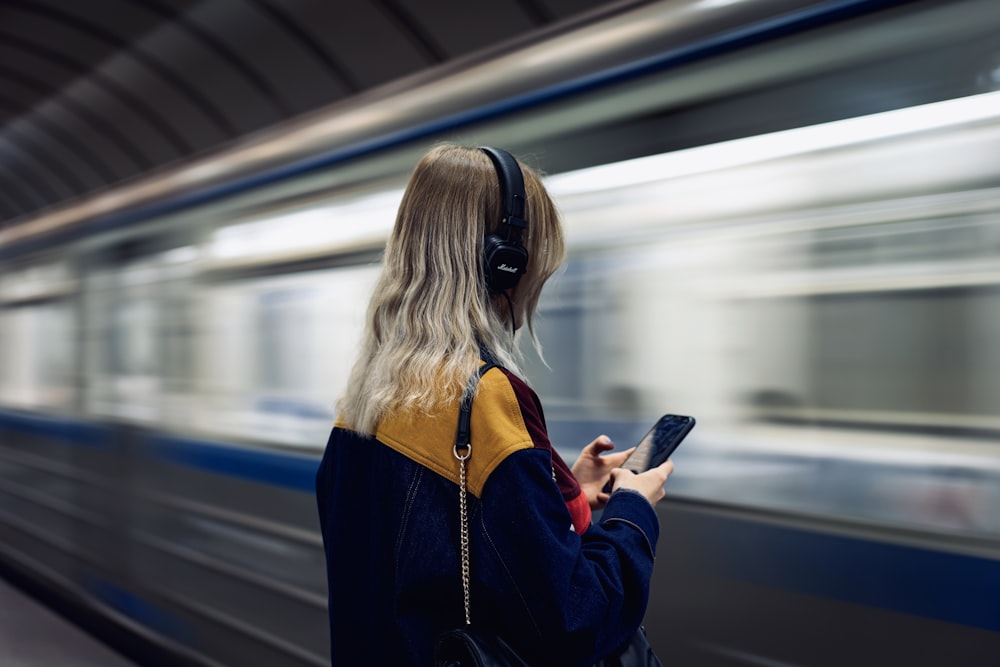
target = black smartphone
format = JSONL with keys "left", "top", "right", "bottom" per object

{"left": 602, "top": 414, "right": 694, "bottom": 493}
{"left": 620, "top": 414, "right": 695, "bottom": 473}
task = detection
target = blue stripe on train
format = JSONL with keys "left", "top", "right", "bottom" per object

{"left": 148, "top": 434, "right": 320, "bottom": 493}
{"left": 0, "top": 409, "right": 108, "bottom": 447}
{"left": 691, "top": 512, "right": 1000, "bottom": 633}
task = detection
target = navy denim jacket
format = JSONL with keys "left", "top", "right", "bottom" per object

{"left": 315, "top": 366, "right": 660, "bottom": 666}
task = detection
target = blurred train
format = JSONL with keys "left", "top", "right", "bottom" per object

{"left": 2, "top": 0, "right": 999, "bottom": 665}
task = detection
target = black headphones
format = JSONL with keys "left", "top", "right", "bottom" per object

{"left": 480, "top": 146, "right": 528, "bottom": 294}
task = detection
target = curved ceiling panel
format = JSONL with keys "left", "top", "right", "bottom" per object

{"left": 0, "top": 0, "right": 619, "bottom": 230}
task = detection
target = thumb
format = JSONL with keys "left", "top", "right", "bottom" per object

{"left": 604, "top": 446, "right": 636, "bottom": 467}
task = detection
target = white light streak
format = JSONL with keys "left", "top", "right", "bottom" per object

{"left": 545, "top": 90, "right": 1000, "bottom": 196}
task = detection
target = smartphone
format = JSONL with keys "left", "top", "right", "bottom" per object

{"left": 620, "top": 414, "right": 695, "bottom": 473}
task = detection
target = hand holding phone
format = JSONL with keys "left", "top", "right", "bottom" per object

{"left": 603, "top": 414, "right": 694, "bottom": 495}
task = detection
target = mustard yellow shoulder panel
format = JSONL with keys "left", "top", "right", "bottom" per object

{"left": 375, "top": 367, "right": 534, "bottom": 497}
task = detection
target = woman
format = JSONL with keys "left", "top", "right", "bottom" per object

{"left": 315, "top": 144, "right": 673, "bottom": 666}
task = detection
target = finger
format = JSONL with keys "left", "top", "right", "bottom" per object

{"left": 654, "top": 459, "right": 675, "bottom": 479}
{"left": 587, "top": 435, "right": 615, "bottom": 454}
{"left": 596, "top": 492, "right": 611, "bottom": 505}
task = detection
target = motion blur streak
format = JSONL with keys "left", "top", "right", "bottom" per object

{"left": 1, "top": 0, "right": 999, "bottom": 666}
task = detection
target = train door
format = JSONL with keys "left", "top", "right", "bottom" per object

{"left": 0, "top": 258, "right": 82, "bottom": 587}
{"left": 82, "top": 239, "right": 198, "bottom": 424}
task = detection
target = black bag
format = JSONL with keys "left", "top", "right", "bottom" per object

{"left": 595, "top": 628, "right": 664, "bottom": 667}
{"left": 434, "top": 626, "right": 530, "bottom": 667}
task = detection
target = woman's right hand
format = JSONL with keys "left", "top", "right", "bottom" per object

{"left": 609, "top": 459, "right": 674, "bottom": 506}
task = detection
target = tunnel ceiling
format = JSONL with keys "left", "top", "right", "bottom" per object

{"left": 0, "top": 0, "right": 617, "bottom": 229}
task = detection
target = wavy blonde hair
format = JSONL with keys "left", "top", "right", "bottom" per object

{"left": 337, "top": 144, "right": 565, "bottom": 435}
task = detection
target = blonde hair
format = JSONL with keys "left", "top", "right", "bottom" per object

{"left": 337, "top": 144, "right": 565, "bottom": 435}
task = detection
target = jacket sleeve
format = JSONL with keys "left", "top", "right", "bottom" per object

{"left": 472, "top": 446, "right": 660, "bottom": 667}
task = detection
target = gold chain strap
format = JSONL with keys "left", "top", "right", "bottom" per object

{"left": 452, "top": 360, "right": 496, "bottom": 628}
{"left": 454, "top": 442, "right": 472, "bottom": 626}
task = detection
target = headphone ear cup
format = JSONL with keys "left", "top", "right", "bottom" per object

{"left": 483, "top": 233, "right": 528, "bottom": 293}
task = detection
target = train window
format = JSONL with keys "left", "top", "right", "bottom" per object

{"left": 195, "top": 265, "right": 378, "bottom": 448}
{"left": 0, "top": 261, "right": 76, "bottom": 411}
{"left": 257, "top": 288, "right": 313, "bottom": 393}
{"left": 0, "top": 303, "right": 74, "bottom": 410}
{"left": 77, "top": 241, "right": 203, "bottom": 423}
{"left": 808, "top": 288, "right": 1000, "bottom": 424}
{"left": 746, "top": 287, "right": 1000, "bottom": 435}
{"left": 160, "top": 290, "right": 194, "bottom": 393}
{"left": 110, "top": 298, "right": 157, "bottom": 377}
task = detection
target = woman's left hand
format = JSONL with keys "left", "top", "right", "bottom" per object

{"left": 571, "top": 435, "right": 635, "bottom": 510}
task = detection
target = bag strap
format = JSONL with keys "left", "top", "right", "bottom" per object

{"left": 453, "top": 361, "right": 497, "bottom": 626}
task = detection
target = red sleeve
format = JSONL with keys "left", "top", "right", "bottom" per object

{"left": 498, "top": 368, "right": 592, "bottom": 533}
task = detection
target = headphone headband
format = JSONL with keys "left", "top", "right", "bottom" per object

{"left": 479, "top": 147, "right": 527, "bottom": 240}
{"left": 479, "top": 146, "right": 529, "bottom": 293}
